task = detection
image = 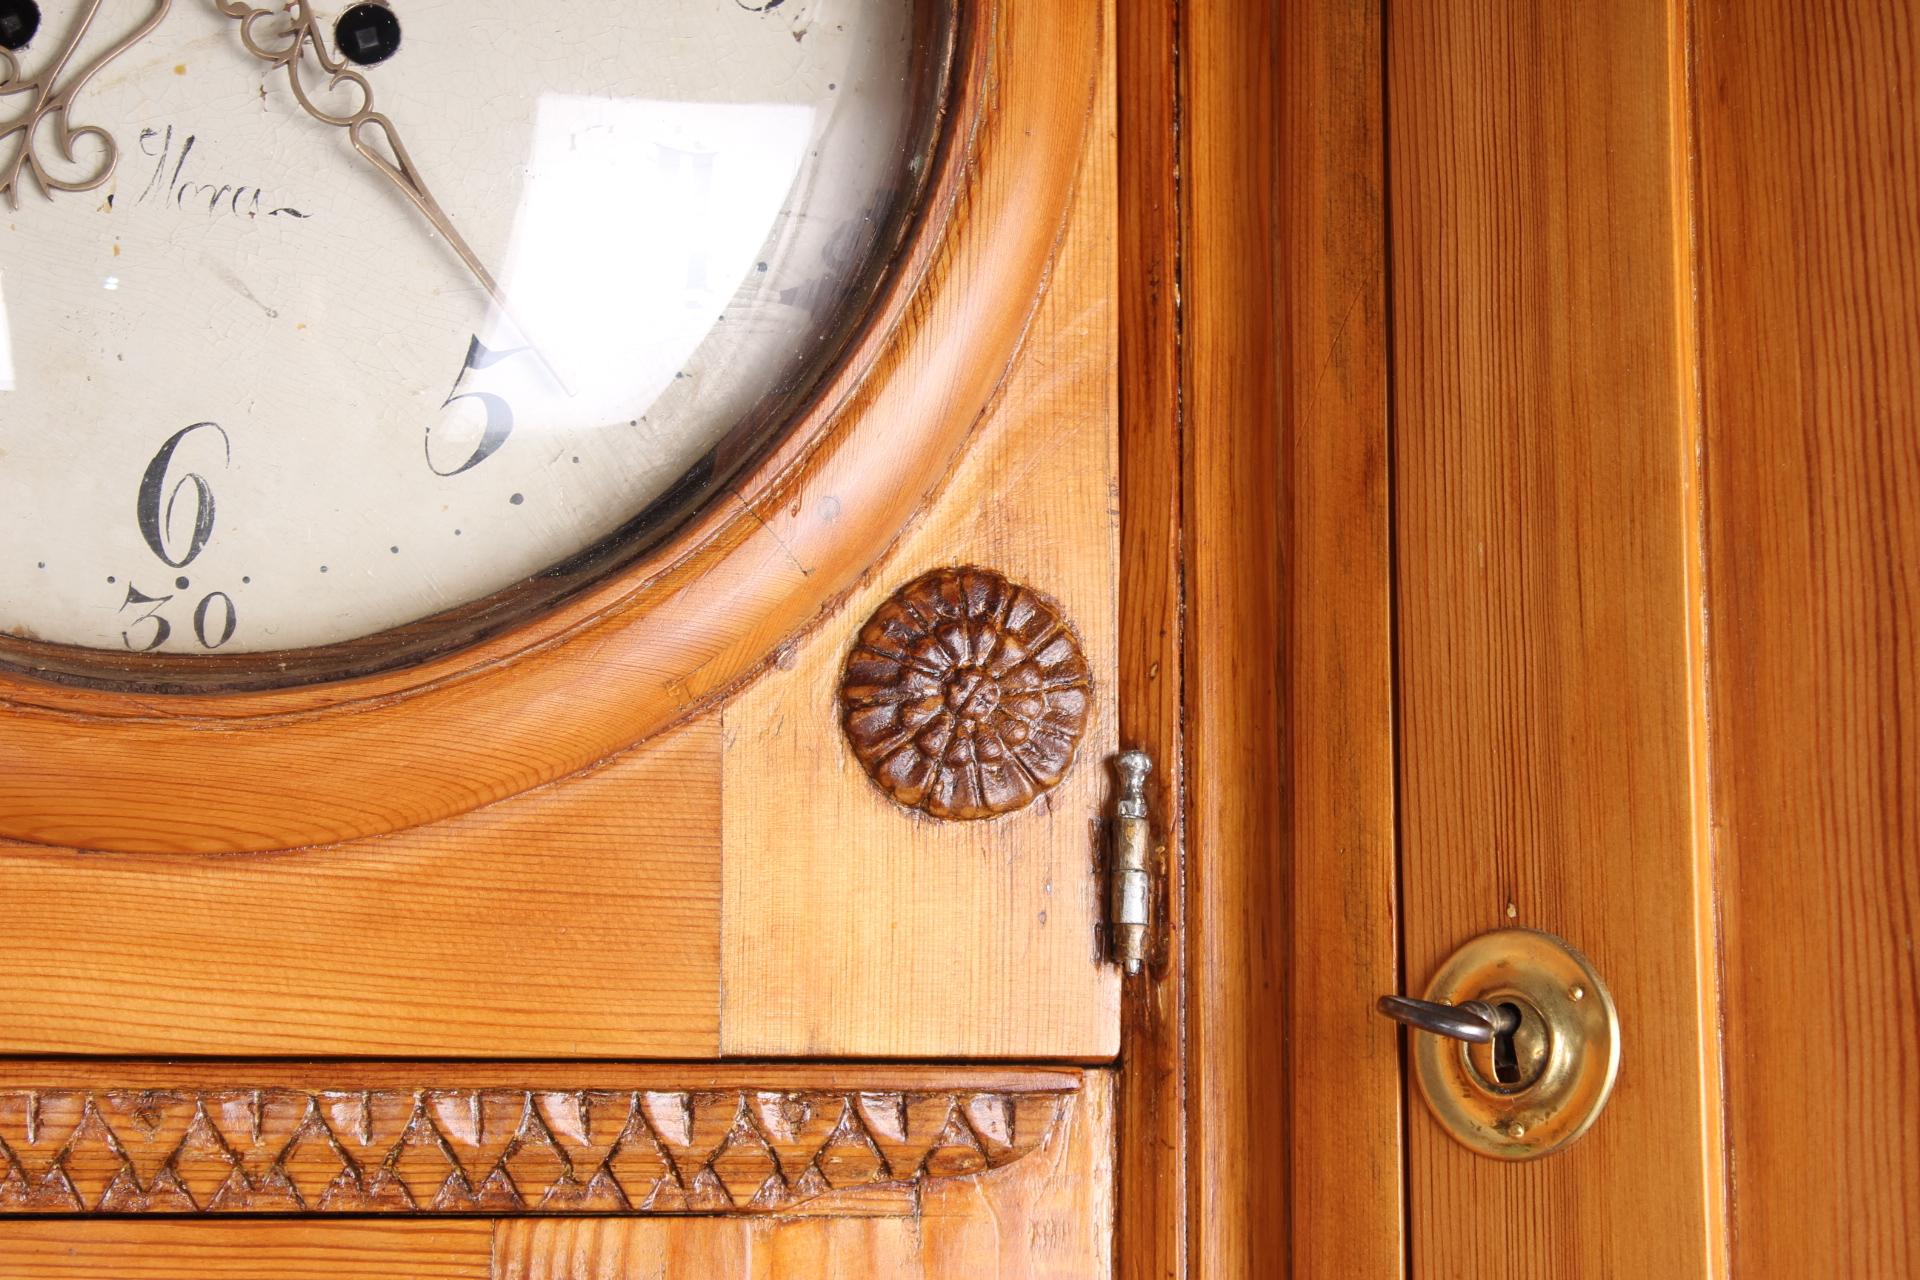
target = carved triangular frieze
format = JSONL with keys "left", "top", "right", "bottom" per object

{"left": 0, "top": 1083, "right": 1074, "bottom": 1217}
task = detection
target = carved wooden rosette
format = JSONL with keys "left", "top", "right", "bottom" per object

{"left": 840, "top": 567, "right": 1092, "bottom": 820}
{"left": 0, "top": 1086, "right": 1070, "bottom": 1216}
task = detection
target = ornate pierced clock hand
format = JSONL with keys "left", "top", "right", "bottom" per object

{"left": 0, "top": 0, "right": 173, "bottom": 208}
{"left": 214, "top": 0, "right": 570, "bottom": 393}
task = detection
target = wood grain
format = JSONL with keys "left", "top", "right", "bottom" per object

{"left": 0, "top": 0, "right": 1097, "bottom": 856}
{"left": 1693, "top": 2, "right": 1920, "bottom": 1272}
{"left": 1272, "top": 0, "right": 1401, "bottom": 1274}
{"left": 0, "top": 724, "right": 720, "bottom": 1057}
{"left": 1122, "top": 6, "right": 1397, "bottom": 1275}
{"left": 0, "top": 1222, "right": 490, "bottom": 1280}
{"left": 1179, "top": 0, "right": 1286, "bottom": 1272}
{"left": 1114, "top": 0, "right": 1187, "bottom": 1274}
{"left": 718, "top": 0, "right": 1119, "bottom": 1060}
{"left": 0, "top": 1065, "right": 1076, "bottom": 1217}
{"left": 1179, "top": 0, "right": 1399, "bottom": 1272}
{"left": 1389, "top": 0, "right": 1725, "bottom": 1274}
{"left": 492, "top": 1071, "right": 1111, "bottom": 1280}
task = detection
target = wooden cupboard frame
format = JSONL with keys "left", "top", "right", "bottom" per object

{"left": 3, "top": 0, "right": 1396, "bottom": 1266}
{"left": 17, "top": 0, "right": 1909, "bottom": 1270}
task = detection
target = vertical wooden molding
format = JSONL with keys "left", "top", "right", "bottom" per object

{"left": 1672, "top": 0, "right": 1732, "bottom": 1266}
{"left": 1389, "top": 0, "right": 1724, "bottom": 1274}
{"left": 1693, "top": 2, "right": 1919, "bottom": 1273}
{"left": 1182, "top": 0, "right": 1286, "bottom": 1271}
{"left": 1179, "top": 1, "right": 1397, "bottom": 1275}
{"left": 1117, "top": 0, "right": 1189, "bottom": 1275}
{"left": 1276, "top": 1, "right": 1401, "bottom": 1276}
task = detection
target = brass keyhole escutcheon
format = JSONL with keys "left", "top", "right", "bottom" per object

{"left": 1401, "top": 928, "right": 1620, "bottom": 1160}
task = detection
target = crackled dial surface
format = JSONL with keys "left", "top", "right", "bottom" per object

{"left": 0, "top": 0, "right": 946, "bottom": 673}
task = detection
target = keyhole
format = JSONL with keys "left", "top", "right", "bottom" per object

{"left": 1491, "top": 1001, "right": 1524, "bottom": 1084}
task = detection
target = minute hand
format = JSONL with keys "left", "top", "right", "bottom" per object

{"left": 215, "top": 1, "right": 568, "bottom": 392}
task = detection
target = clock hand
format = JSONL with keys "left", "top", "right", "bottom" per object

{"left": 214, "top": 0, "right": 572, "bottom": 395}
{"left": 0, "top": 0, "right": 173, "bottom": 208}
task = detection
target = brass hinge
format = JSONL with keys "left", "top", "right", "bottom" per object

{"left": 1107, "top": 750, "right": 1156, "bottom": 976}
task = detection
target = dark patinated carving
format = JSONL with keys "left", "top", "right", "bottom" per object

{"left": 840, "top": 566, "right": 1091, "bottom": 820}
{"left": 0, "top": 1086, "right": 1070, "bottom": 1215}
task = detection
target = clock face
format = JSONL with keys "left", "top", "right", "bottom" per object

{"left": 0, "top": 0, "right": 947, "bottom": 678}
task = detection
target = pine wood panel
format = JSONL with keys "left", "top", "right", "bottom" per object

{"left": 0, "top": 724, "right": 720, "bottom": 1057}
{"left": 492, "top": 1071, "right": 1111, "bottom": 1280}
{"left": 0, "top": 1222, "right": 490, "bottom": 1280}
{"left": 717, "top": 0, "right": 1118, "bottom": 1059}
{"left": 1694, "top": 2, "right": 1920, "bottom": 1272}
{"left": 1389, "top": 1, "right": 1725, "bottom": 1275}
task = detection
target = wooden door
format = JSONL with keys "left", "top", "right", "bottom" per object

{"left": 0, "top": 0, "right": 1127, "bottom": 1274}
{"left": 1388, "top": 1, "right": 1915, "bottom": 1273}
{"left": 1120, "top": 0, "right": 1916, "bottom": 1276}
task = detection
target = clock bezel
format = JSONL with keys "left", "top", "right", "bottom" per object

{"left": 0, "top": 0, "right": 961, "bottom": 693}
{"left": 0, "top": 0, "right": 1105, "bottom": 854}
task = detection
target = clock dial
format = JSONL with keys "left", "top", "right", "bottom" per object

{"left": 0, "top": 0, "right": 948, "bottom": 673}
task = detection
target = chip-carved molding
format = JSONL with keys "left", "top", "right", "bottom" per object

{"left": 0, "top": 1084, "right": 1073, "bottom": 1215}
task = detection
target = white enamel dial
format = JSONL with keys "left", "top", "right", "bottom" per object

{"left": 0, "top": 0, "right": 935, "bottom": 663}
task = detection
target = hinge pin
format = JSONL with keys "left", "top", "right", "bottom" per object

{"left": 1109, "top": 750, "right": 1155, "bottom": 976}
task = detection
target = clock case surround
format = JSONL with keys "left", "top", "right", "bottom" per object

{"left": 0, "top": 0, "right": 1105, "bottom": 855}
